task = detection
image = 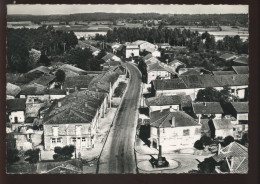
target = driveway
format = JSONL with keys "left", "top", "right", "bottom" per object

{"left": 97, "top": 63, "right": 142, "bottom": 174}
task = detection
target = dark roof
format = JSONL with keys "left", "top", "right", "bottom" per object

{"left": 63, "top": 75, "right": 95, "bottom": 89}
{"left": 192, "top": 102, "right": 224, "bottom": 114}
{"left": 44, "top": 90, "right": 106, "bottom": 125}
{"left": 146, "top": 95, "right": 192, "bottom": 108}
{"left": 152, "top": 78, "right": 187, "bottom": 90}
{"left": 232, "top": 66, "right": 249, "bottom": 74}
{"left": 212, "top": 71, "right": 236, "bottom": 75}
{"left": 7, "top": 164, "right": 37, "bottom": 174}
{"left": 6, "top": 98, "right": 26, "bottom": 112}
{"left": 48, "top": 88, "right": 67, "bottom": 95}
{"left": 59, "top": 64, "right": 87, "bottom": 75}
{"left": 6, "top": 83, "right": 21, "bottom": 97}
{"left": 234, "top": 56, "right": 248, "bottom": 65}
{"left": 88, "top": 70, "right": 119, "bottom": 93}
{"left": 101, "top": 53, "right": 114, "bottom": 62}
{"left": 212, "top": 119, "right": 233, "bottom": 130}
{"left": 30, "top": 75, "right": 56, "bottom": 86}
{"left": 28, "top": 66, "right": 51, "bottom": 74}
{"left": 180, "top": 75, "right": 220, "bottom": 88}
{"left": 231, "top": 102, "right": 248, "bottom": 113}
{"left": 213, "top": 74, "right": 248, "bottom": 86}
{"left": 180, "top": 69, "right": 201, "bottom": 76}
{"left": 150, "top": 109, "right": 199, "bottom": 128}
{"left": 20, "top": 84, "right": 47, "bottom": 95}
{"left": 102, "top": 60, "right": 121, "bottom": 67}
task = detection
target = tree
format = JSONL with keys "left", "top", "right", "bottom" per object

{"left": 6, "top": 148, "right": 20, "bottom": 165}
{"left": 198, "top": 157, "right": 217, "bottom": 173}
{"left": 196, "top": 87, "right": 221, "bottom": 102}
{"left": 55, "top": 69, "right": 66, "bottom": 83}
{"left": 194, "top": 140, "right": 204, "bottom": 150}
{"left": 53, "top": 145, "right": 75, "bottom": 161}
{"left": 39, "top": 52, "right": 51, "bottom": 66}
{"left": 241, "top": 133, "right": 248, "bottom": 146}
{"left": 200, "top": 135, "right": 212, "bottom": 146}
{"left": 223, "top": 136, "right": 234, "bottom": 147}
{"left": 24, "top": 149, "right": 40, "bottom": 164}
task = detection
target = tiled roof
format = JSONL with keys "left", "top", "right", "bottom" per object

{"left": 20, "top": 84, "right": 47, "bottom": 95}
{"left": 232, "top": 66, "right": 249, "bottom": 74}
{"left": 27, "top": 66, "right": 51, "bottom": 74}
{"left": 146, "top": 95, "right": 192, "bottom": 108}
{"left": 192, "top": 102, "right": 224, "bottom": 114}
{"left": 150, "top": 109, "right": 199, "bottom": 128}
{"left": 234, "top": 56, "right": 248, "bottom": 65}
{"left": 44, "top": 90, "right": 106, "bottom": 125}
{"left": 59, "top": 64, "right": 87, "bottom": 75}
{"left": 152, "top": 78, "right": 187, "bottom": 90}
{"left": 88, "top": 70, "right": 119, "bottom": 93}
{"left": 231, "top": 102, "right": 248, "bottom": 113}
{"left": 6, "top": 98, "right": 26, "bottom": 112}
{"left": 212, "top": 71, "right": 236, "bottom": 75}
{"left": 29, "top": 75, "right": 56, "bottom": 86}
{"left": 102, "top": 60, "right": 121, "bottom": 67}
{"left": 126, "top": 44, "right": 139, "bottom": 49}
{"left": 6, "top": 82, "right": 21, "bottom": 97}
{"left": 213, "top": 74, "right": 248, "bottom": 86}
{"left": 47, "top": 88, "right": 67, "bottom": 95}
{"left": 143, "top": 54, "right": 153, "bottom": 61}
{"left": 145, "top": 57, "right": 160, "bottom": 66}
{"left": 212, "top": 142, "right": 248, "bottom": 173}
{"left": 132, "top": 40, "right": 147, "bottom": 46}
{"left": 212, "top": 119, "right": 232, "bottom": 130}
{"left": 180, "top": 75, "right": 220, "bottom": 88}
{"left": 63, "top": 75, "right": 95, "bottom": 89}
{"left": 168, "top": 59, "right": 185, "bottom": 67}
{"left": 101, "top": 53, "right": 115, "bottom": 62}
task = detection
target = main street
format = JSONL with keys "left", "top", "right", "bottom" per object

{"left": 97, "top": 63, "right": 142, "bottom": 173}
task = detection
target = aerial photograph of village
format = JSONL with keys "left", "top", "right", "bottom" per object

{"left": 5, "top": 4, "right": 249, "bottom": 174}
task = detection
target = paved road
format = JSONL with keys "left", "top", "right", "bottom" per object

{"left": 97, "top": 63, "right": 142, "bottom": 174}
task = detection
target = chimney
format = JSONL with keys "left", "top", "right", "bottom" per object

{"left": 58, "top": 101, "right": 61, "bottom": 107}
{"left": 171, "top": 116, "right": 176, "bottom": 127}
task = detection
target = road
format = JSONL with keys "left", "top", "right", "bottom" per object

{"left": 97, "top": 63, "right": 142, "bottom": 174}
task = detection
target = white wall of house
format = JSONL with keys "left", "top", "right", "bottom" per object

{"left": 152, "top": 50, "right": 161, "bottom": 57}
{"left": 140, "top": 42, "right": 158, "bottom": 52}
{"left": 148, "top": 71, "right": 171, "bottom": 84}
{"left": 150, "top": 126, "right": 201, "bottom": 150}
{"left": 50, "top": 95, "right": 66, "bottom": 100}
{"left": 149, "top": 105, "right": 180, "bottom": 115}
{"left": 196, "top": 113, "right": 222, "bottom": 119}
{"left": 126, "top": 48, "right": 139, "bottom": 58}
{"left": 215, "top": 129, "right": 233, "bottom": 138}
{"left": 8, "top": 111, "right": 25, "bottom": 123}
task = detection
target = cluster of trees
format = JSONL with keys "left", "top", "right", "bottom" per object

{"left": 137, "top": 58, "right": 148, "bottom": 83}
{"left": 64, "top": 48, "right": 106, "bottom": 71}
{"left": 53, "top": 145, "right": 75, "bottom": 161}
{"left": 196, "top": 87, "right": 238, "bottom": 105}
{"left": 217, "top": 35, "right": 249, "bottom": 54}
{"left": 7, "top": 26, "right": 78, "bottom": 73}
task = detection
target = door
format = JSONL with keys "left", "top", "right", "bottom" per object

{"left": 76, "top": 137, "right": 81, "bottom": 149}
{"left": 14, "top": 117, "right": 18, "bottom": 123}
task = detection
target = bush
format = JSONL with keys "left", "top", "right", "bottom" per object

{"left": 223, "top": 136, "right": 234, "bottom": 147}
{"left": 241, "top": 133, "right": 248, "bottom": 145}
{"left": 53, "top": 145, "right": 75, "bottom": 161}
{"left": 6, "top": 148, "right": 20, "bottom": 165}
{"left": 114, "top": 82, "right": 127, "bottom": 97}
{"left": 194, "top": 140, "right": 204, "bottom": 150}
{"left": 24, "top": 149, "right": 40, "bottom": 164}
{"left": 200, "top": 135, "right": 212, "bottom": 146}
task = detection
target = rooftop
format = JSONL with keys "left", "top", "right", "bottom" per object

{"left": 6, "top": 82, "right": 21, "bottom": 97}
{"left": 192, "top": 102, "right": 224, "bottom": 114}
{"left": 219, "top": 53, "right": 237, "bottom": 60}
{"left": 29, "top": 75, "right": 56, "bottom": 86}
{"left": 232, "top": 66, "right": 249, "bottom": 74}
{"left": 213, "top": 74, "right": 248, "bottom": 86}
{"left": 168, "top": 59, "right": 185, "bottom": 67}
{"left": 212, "top": 71, "right": 236, "bottom": 75}
{"left": 145, "top": 95, "right": 192, "bottom": 108}
{"left": 59, "top": 64, "right": 87, "bottom": 75}
{"left": 101, "top": 53, "right": 115, "bottom": 62}
{"left": 63, "top": 75, "right": 95, "bottom": 89}
{"left": 152, "top": 78, "right": 187, "bottom": 90}
{"left": 234, "top": 56, "right": 248, "bottom": 65}
{"left": 20, "top": 84, "right": 47, "bottom": 95}
{"left": 27, "top": 66, "right": 51, "bottom": 74}
{"left": 231, "top": 102, "right": 249, "bottom": 113}
{"left": 180, "top": 75, "right": 220, "bottom": 88}
{"left": 211, "top": 119, "right": 233, "bottom": 130}
{"left": 6, "top": 98, "right": 26, "bottom": 112}
{"left": 150, "top": 109, "right": 199, "bottom": 128}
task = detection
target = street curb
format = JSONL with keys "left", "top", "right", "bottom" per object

{"left": 96, "top": 66, "right": 130, "bottom": 174}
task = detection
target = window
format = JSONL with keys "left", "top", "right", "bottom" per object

{"left": 57, "top": 138, "right": 61, "bottom": 143}
{"left": 183, "top": 129, "right": 190, "bottom": 136}
{"left": 51, "top": 138, "right": 56, "bottom": 143}
{"left": 72, "top": 137, "right": 76, "bottom": 143}
{"left": 82, "top": 137, "right": 86, "bottom": 142}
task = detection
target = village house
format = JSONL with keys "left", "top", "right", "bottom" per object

{"left": 6, "top": 82, "right": 21, "bottom": 99}
{"left": 7, "top": 130, "right": 34, "bottom": 151}
{"left": 146, "top": 62, "right": 177, "bottom": 84}
{"left": 20, "top": 84, "right": 49, "bottom": 100}
{"left": 29, "top": 75, "right": 56, "bottom": 89}
{"left": 156, "top": 43, "right": 171, "bottom": 50}
{"left": 212, "top": 71, "right": 236, "bottom": 75}
{"left": 102, "top": 53, "right": 121, "bottom": 62}
{"left": 63, "top": 75, "right": 95, "bottom": 92}
{"left": 213, "top": 142, "right": 248, "bottom": 174}
{"left": 47, "top": 88, "right": 67, "bottom": 101}
{"left": 101, "top": 60, "right": 122, "bottom": 71}
{"left": 76, "top": 40, "right": 101, "bottom": 56}
{"left": 27, "top": 66, "right": 51, "bottom": 75}
{"left": 57, "top": 64, "right": 88, "bottom": 77}
{"left": 208, "top": 119, "right": 233, "bottom": 139}
{"left": 132, "top": 40, "right": 158, "bottom": 52}
{"left": 43, "top": 90, "right": 108, "bottom": 151}
{"left": 224, "top": 102, "right": 248, "bottom": 139}
{"left": 145, "top": 94, "right": 192, "bottom": 115}
{"left": 168, "top": 59, "right": 186, "bottom": 72}
{"left": 178, "top": 68, "right": 212, "bottom": 76}
{"left": 6, "top": 98, "right": 26, "bottom": 131}
{"left": 149, "top": 108, "right": 201, "bottom": 150}
{"left": 142, "top": 54, "right": 160, "bottom": 65}
{"left": 125, "top": 44, "right": 139, "bottom": 59}
{"left": 192, "top": 102, "right": 224, "bottom": 120}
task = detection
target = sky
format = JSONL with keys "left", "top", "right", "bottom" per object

{"left": 7, "top": 4, "right": 248, "bottom": 15}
